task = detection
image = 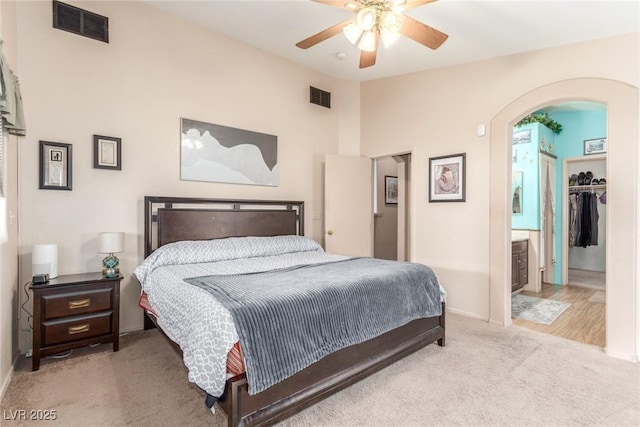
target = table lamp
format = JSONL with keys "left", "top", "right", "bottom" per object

{"left": 98, "top": 232, "right": 124, "bottom": 278}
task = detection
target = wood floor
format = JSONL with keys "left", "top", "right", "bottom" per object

{"left": 512, "top": 283, "right": 606, "bottom": 348}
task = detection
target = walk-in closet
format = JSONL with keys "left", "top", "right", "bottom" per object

{"left": 566, "top": 156, "right": 607, "bottom": 291}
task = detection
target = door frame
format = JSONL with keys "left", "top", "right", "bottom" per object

{"left": 489, "top": 78, "right": 638, "bottom": 361}
{"left": 370, "top": 149, "right": 413, "bottom": 261}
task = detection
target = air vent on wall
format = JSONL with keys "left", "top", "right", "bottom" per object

{"left": 310, "top": 86, "right": 331, "bottom": 109}
{"left": 53, "top": 0, "right": 109, "bottom": 43}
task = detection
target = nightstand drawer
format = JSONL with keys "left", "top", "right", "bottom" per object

{"left": 42, "top": 312, "right": 113, "bottom": 346}
{"left": 42, "top": 288, "right": 113, "bottom": 320}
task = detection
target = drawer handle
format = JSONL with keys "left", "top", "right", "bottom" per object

{"left": 68, "top": 324, "right": 90, "bottom": 335}
{"left": 68, "top": 298, "right": 91, "bottom": 309}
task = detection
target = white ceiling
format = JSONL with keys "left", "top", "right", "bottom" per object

{"left": 144, "top": 0, "right": 639, "bottom": 82}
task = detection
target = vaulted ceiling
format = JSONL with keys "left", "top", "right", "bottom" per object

{"left": 144, "top": 0, "right": 639, "bottom": 81}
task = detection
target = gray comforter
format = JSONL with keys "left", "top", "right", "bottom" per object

{"left": 185, "top": 257, "right": 442, "bottom": 395}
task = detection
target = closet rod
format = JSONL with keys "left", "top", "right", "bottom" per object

{"left": 569, "top": 184, "right": 606, "bottom": 191}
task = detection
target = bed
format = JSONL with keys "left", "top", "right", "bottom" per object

{"left": 136, "top": 196, "right": 446, "bottom": 427}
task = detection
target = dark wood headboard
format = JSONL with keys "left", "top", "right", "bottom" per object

{"left": 144, "top": 196, "right": 305, "bottom": 258}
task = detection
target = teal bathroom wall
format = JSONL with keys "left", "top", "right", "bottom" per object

{"left": 511, "top": 123, "right": 555, "bottom": 230}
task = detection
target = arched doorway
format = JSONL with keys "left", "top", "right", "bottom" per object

{"left": 488, "top": 78, "right": 638, "bottom": 361}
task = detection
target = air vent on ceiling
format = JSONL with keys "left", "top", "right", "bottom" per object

{"left": 310, "top": 86, "right": 331, "bottom": 109}
{"left": 53, "top": 0, "right": 109, "bottom": 43}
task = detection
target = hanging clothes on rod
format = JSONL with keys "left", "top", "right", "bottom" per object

{"left": 568, "top": 187, "right": 603, "bottom": 248}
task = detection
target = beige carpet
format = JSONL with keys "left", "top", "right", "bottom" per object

{"left": 2, "top": 313, "right": 638, "bottom": 426}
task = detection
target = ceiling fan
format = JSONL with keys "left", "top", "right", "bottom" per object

{"left": 296, "top": 0, "right": 448, "bottom": 69}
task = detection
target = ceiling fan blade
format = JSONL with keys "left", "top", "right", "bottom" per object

{"left": 404, "top": 0, "right": 438, "bottom": 10}
{"left": 296, "top": 19, "right": 352, "bottom": 49}
{"left": 359, "top": 49, "right": 377, "bottom": 68}
{"left": 359, "top": 33, "right": 379, "bottom": 68}
{"left": 312, "top": 0, "right": 362, "bottom": 10}
{"left": 400, "top": 15, "right": 448, "bottom": 50}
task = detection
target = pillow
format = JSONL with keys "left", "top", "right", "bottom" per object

{"left": 134, "top": 235, "right": 322, "bottom": 283}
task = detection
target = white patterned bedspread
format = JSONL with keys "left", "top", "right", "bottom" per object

{"left": 134, "top": 236, "right": 349, "bottom": 398}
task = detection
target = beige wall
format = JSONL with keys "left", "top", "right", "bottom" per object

{"left": 361, "top": 33, "right": 639, "bottom": 359}
{"left": 14, "top": 1, "right": 359, "bottom": 350}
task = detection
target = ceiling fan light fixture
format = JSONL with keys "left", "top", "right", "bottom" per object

{"left": 380, "top": 10, "right": 403, "bottom": 32}
{"left": 343, "top": 21, "right": 363, "bottom": 45}
{"left": 296, "top": 0, "right": 448, "bottom": 69}
{"left": 380, "top": 27, "right": 400, "bottom": 47}
{"left": 390, "top": 0, "right": 407, "bottom": 12}
{"left": 358, "top": 30, "right": 377, "bottom": 52}
{"left": 356, "top": 7, "right": 377, "bottom": 31}
{"left": 345, "top": 1, "right": 360, "bottom": 10}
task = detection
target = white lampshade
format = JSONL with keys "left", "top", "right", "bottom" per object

{"left": 381, "top": 27, "right": 401, "bottom": 47}
{"left": 343, "top": 21, "right": 363, "bottom": 45}
{"left": 356, "top": 7, "right": 377, "bottom": 31}
{"left": 98, "top": 232, "right": 124, "bottom": 254}
{"left": 381, "top": 10, "right": 403, "bottom": 32}
{"left": 358, "top": 31, "right": 377, "bottom": 52}
{"left": 390, "top": 0, "right": 407, "bottom": 12}
{"left": 32, "top": 244, "right": 58, "bottom": 279}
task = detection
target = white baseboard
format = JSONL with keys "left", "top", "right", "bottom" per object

{"left": 605, "top": 348, "right": 639, "bottom": 362}
{"left": 445, "top": 308, "right": 511, "bottom": 327}
{"left": 0, "top": 362, "right": 15, "bottom": 402}
{"left": 489, "top": 318, "right": 513, "bottom": 327}
{"left": 446, "top": 307, "right": 489, "bottom": 321}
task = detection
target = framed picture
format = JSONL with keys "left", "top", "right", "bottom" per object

{"left": 583, "top": 137, "right": 606, "bottom": 155}
{"left": 512, "top": 128, "right": 531, "bottom": 145}
{"left": 429, "top": 153, "right": 466, "bottom": 202}
{"left": 93, "top": 135, "right": 122, "bottom": 170}
{"left": 385, "top": 175, "right": 398, "bottom": 205}
{"left": 39, "top": 141, "right": 72, "bottom": 190}
{"left": 180, "top": 118, "right": 278, "bottom": 186}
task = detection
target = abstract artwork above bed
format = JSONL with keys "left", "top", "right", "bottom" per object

{"left": 180, "top": 118, "right": 278, "bottom": 186}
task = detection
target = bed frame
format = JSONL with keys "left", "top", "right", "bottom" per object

{"left": 142, "top": 196, "right": 445, "bottom": 427}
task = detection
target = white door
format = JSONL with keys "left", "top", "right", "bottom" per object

{"left": 324, "top": 154, "right": 373, "bottom": 256}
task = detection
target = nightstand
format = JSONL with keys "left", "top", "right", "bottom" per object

{"left": 30, "top": 272, "right": 122, "bottom": 371}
